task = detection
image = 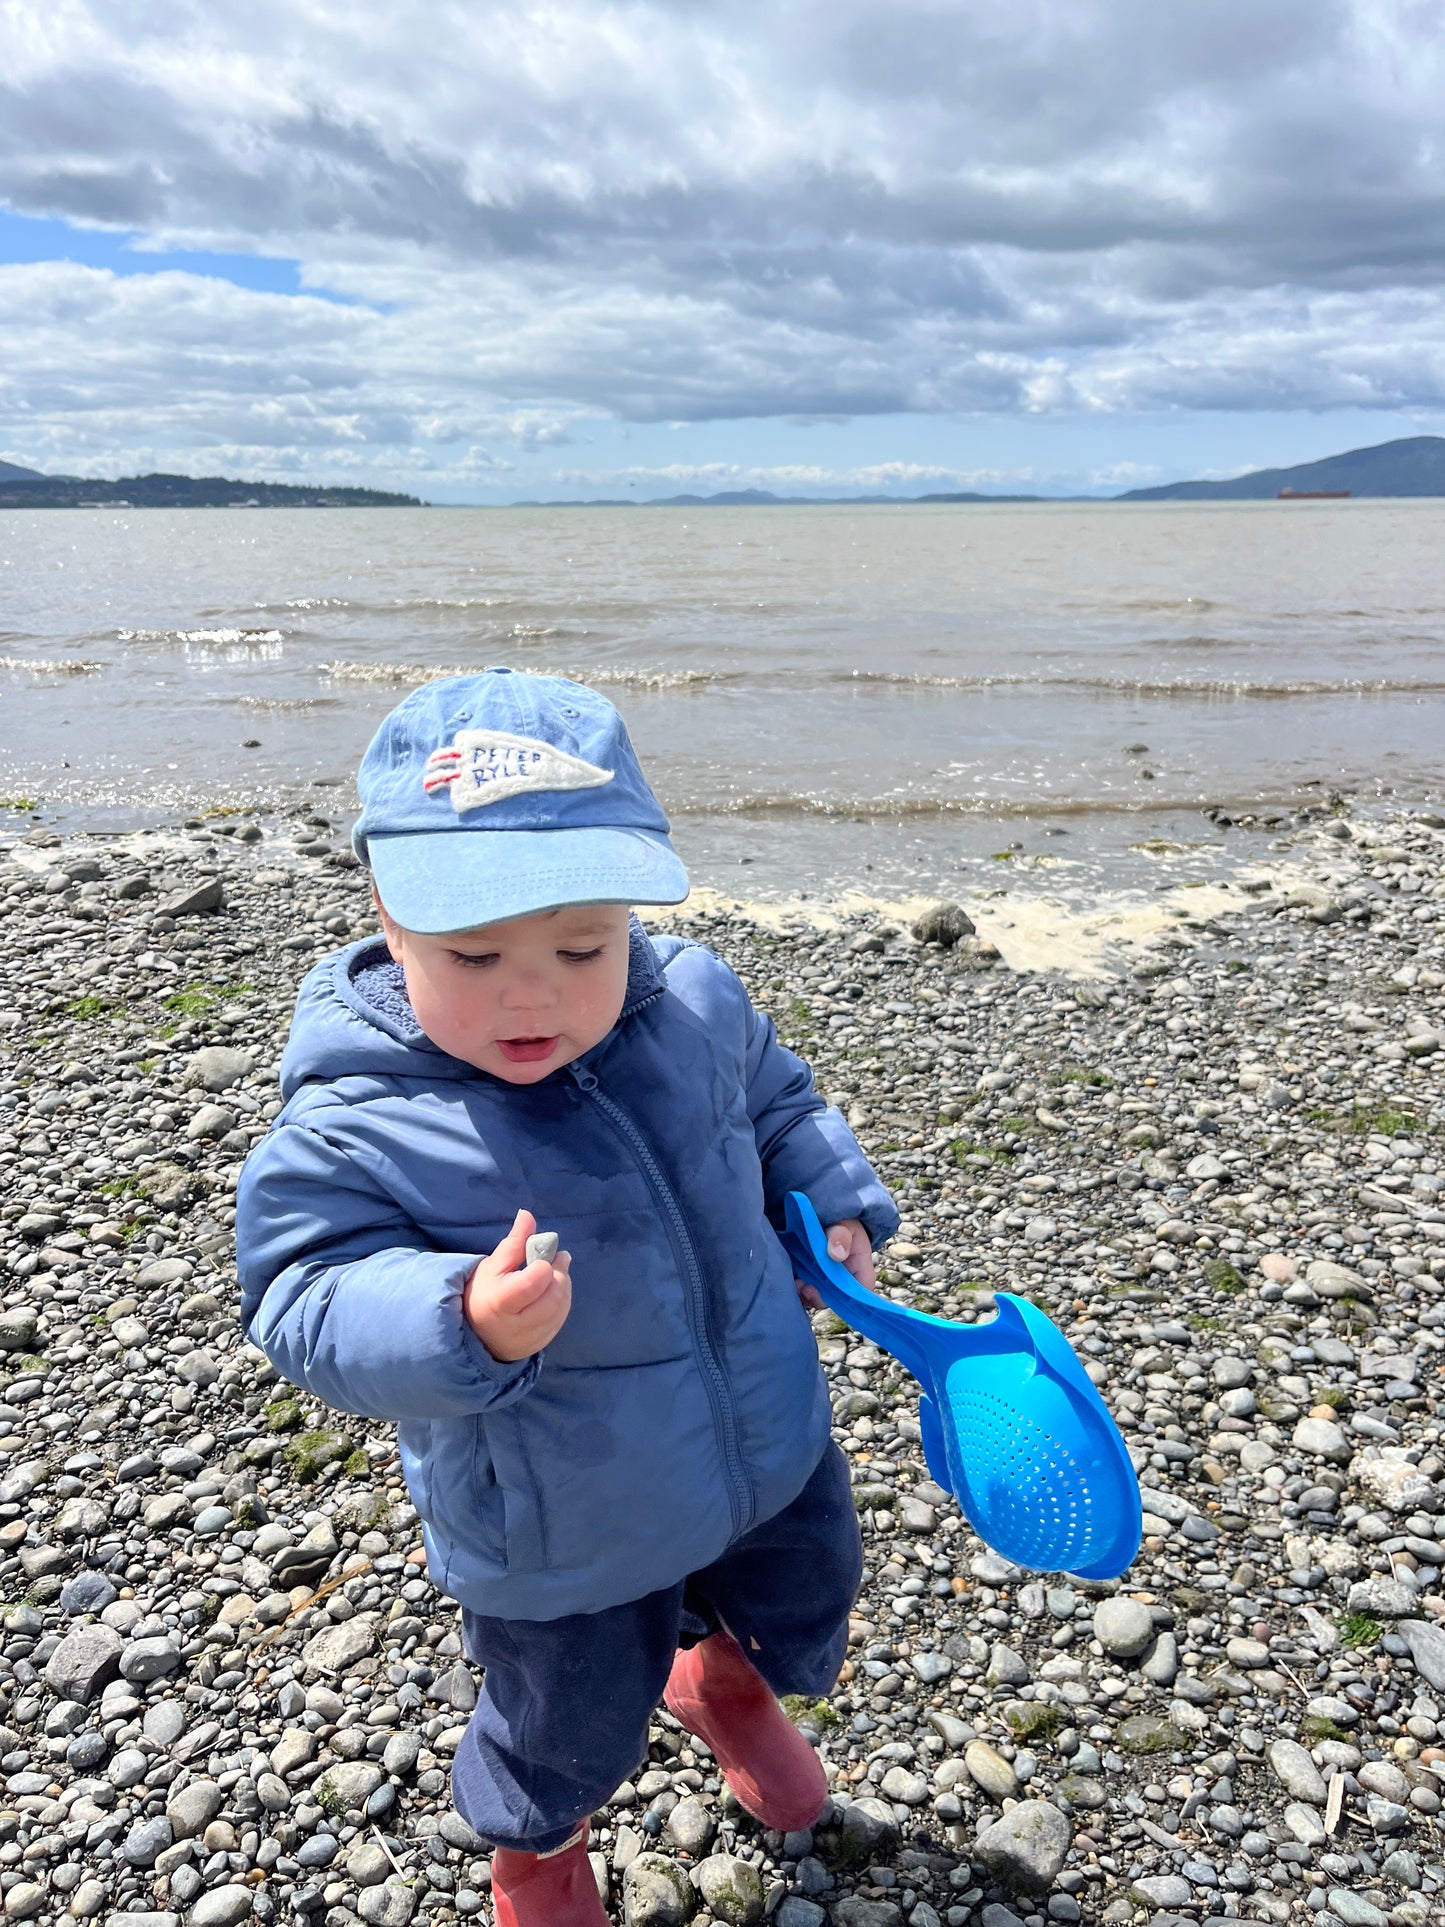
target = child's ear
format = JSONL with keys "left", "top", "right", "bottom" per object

{"left": 371, "top": 884, "right": 405, "bottom": 964}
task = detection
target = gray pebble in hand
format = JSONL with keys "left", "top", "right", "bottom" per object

{"left": 525, "top": 1231, "right": 559, "bottom": 1266}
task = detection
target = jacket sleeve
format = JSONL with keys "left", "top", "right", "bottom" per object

{"left": 236, "top": 1118, "right": 541, "bottom": 1422}
{"left": 743, "top": 1003, "right": 899, "bottom": 1249}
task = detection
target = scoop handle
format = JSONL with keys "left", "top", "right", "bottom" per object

{"left": 781, "top": 1192, "right": 934, "bottom": 1385}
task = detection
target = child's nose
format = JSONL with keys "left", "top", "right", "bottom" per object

{"left": 500, "top": 972, "right": 555, "bottom": 1008}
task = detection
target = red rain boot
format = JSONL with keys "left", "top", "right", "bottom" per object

{"left": 489, "top": 1820, "right": 609, "bottom": 1927}
{"left": 663, "top": 1630, "right": 828, "bottom": 1832}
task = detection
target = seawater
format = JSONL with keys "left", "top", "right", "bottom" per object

{"left": 2, "top": 499, "right": 1443, "bottom": 899}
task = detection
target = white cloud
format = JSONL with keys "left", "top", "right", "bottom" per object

{"left": 2, "top": 2, "right": 1445, "bottom": 485}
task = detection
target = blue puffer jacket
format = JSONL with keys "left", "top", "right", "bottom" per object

{"left": 236, "top": 922, "right": 897, "bottom": 1621}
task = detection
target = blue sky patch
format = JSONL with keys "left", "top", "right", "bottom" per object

{"left": 0, "top": 207, "right": 318, "bottom": 299}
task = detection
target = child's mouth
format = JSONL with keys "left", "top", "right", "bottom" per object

{"left": 497, "top": 1036, "right": 560, "bottom": 1063}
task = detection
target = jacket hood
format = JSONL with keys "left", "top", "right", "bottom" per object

{"left": 279, "top": 914, "right": 668, "bottom": 1098}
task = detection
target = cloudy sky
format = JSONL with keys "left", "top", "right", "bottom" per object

{"left": 2, "top": 1, "right": 1444, "bottom": 500}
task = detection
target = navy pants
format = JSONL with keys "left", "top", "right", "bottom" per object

{"left": 451, "top": 1443, "right": 861, "bottom": 1852}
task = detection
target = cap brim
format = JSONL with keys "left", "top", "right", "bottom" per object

{"left": 366, "top": 826, "right": 689, "bottom": 934}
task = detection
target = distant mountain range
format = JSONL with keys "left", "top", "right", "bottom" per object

{"left": 516, "top": 437, "right": 1445, "bottom": 504}
{"left": 512, "top": 486, "right": 1045, "bottom": 506}
{"left": 0, "top": 470, "right": 422, "bottom": 507}
{"left": 3, "top": 435, "right": 1444, "bottom": 508}
{"left": 1116, "top": 435, "right": 1445, "bottom": 500}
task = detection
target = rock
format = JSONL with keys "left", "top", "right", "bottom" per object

{"left": 357, "top": 1885, "right": 418, "bottom": 1927}
{"left": 973, "top": 1800, "right": 1071, "bottom": 1893}
{"left": 1397, "top": 1619, "right": 1445, "bottom": 1690}
{"left": 624, "top": 1851, "right": 696, "bottom": 1924}
{"left": 836, "top": 1798, "right": 898, "bottom": 1862}
{"left": 187, "top": 1893, "right": 256, "bottom": 1927}
{"left": 1268, "top": 1738, "right": 1327, "bottom": 1804}
{"left": 1092, "top": 1596, "right": 1154, "bottom": 1658}
{"left": 1359, "top": 1760, "right": 1410, "bottom": 1802}
{"left": 986, "top": 1643, "right": 1030, "bottom": 1685}
{"left": 174, "top": 1349, "right": 220, "bottom": 1387}
{"left": 139, "top": 1165, "right": 199, "bottom": 1211}
{"left": 879, "top": 1765, "right": 929, "bottom": 1805}
{"left": 43, "top": 1624, "right": 123, "bottom": 1703}
{"left": 667, "top": 1795, "right": 716, "bottom": 1856}
{"left": 0, "top": 1307, "right": 39, "bottom": 1351}
{"left": 186, "top": 1103, "right": 236, "bottom": 1141}
{"left": 144, "top": 1701, "right": 187, "bottom": 1745}
{"left": 60, "top": 1571, "right": 118, "bottom": 1616}
{"left": 121, "top": 1814, "right": 174, "bottom": 1866}
{"left": 1305, "top": 1260, "right": 1370, "bottom": 1299}
{"left": 382, "top": 1730, "right": 422, "bottom": 1776}
{"left": 899, "top": 1499, "right": 938, "bottom": 1535}
{"left": 829, "top": 1905, "right": 902, "bottom": 1927}
{"left": 1117, "top": 1716, "right": 1187, "bottom": 1754}
{"left": 1327, "top": 1894, "right": 1389, "bottom": 1927}
{"left": 302, "top": 1616, "right": 377, "bottom": 1675}
{"left": 317, "top": 1760, "right": 384, "bottom": 1811}
{"left": 1129, "top": 1875, "right": 1190, "bottom": 1908}
{"left": 183, "top": 1045, "right": 255, "bottom": 1092}
{"left": 3, "top": 1884, "right": 46, "bottom": 1920}
{"left": 134, "top": 1256, "right": 194, "bottom": 1288}
{"left": 775, "top": 1903, "right": 826, "bottom": 1927}
{"left": 348, "top": 1842, "right": 392, "bottom": 1887}
{"left": 160, "top": 877, "right": 224, "bottom": 917}
{"left": 1141, "top": 1631, "right": 1178, "bottom": 1685}
{"left": 1283, "top": 1802, "right": 1327, "bottom": 1846}
{"left": 693, "top": 1853, "right": 764, "bottom": 1924}
{"left": 525, "top": 1230, "right": 559, "bottom": 1265}
{"left": 910, "top": 1648, "right": 949, "bottom": 1683}
{"left": 1185, "top": 1153, "right": 1227, "bottom": 1181}
{"left": 272, "top": 1519, "right": 338, "bottom": 1586}
{"left": 965, "top": 1741, "right": 1019, "bottom": 1802}
{"left": 166, "top": 1779, "right": 225, "bottom": 1840}
{"left": 119, "top": 1636, "right": 183, "bottom": 1683}
{"left": 1347, "top": 1576, "right": 1419, "bottom": 1618}
{"left": 1352, "top": 1452, "right": 1436, "bottom": 1514}
{"left": 912, "top": 903, "right": 975, "bottom": 948}
{"left": 1292, "top": 1416, "right": 1350, "bottom": 1461}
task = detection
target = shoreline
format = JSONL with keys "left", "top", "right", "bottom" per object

{"left": 0, "top": 806, "right": 1442, "bottom": 1923}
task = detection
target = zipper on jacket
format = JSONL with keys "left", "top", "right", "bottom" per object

{"left": 569, "top": 1063, "right": 755, "bottom": 1537}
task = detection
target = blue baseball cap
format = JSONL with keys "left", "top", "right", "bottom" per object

{"left": 353, "top": 669, "right": 689, "bottom": 932}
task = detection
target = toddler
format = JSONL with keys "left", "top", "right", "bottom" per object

{"left": 236, "top": 669, "right": 897, "bottom": 1925}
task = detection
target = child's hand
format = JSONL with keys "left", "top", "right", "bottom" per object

{"left": 464, "top": 1209, "right": 572, "bottom": 1362}
{"left": 795, "top": 1217, "right": 876, "bottom": 1310}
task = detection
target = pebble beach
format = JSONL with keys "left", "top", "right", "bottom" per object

{"left": 0, "top": 799, "right": 1442, "bottom": 1927}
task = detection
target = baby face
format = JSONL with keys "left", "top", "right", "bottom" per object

{"left": 373, "top": 895, "right": 633, "bottom": 1084}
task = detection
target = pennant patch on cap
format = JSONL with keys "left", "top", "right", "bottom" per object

{"left": 423, "top": 729, "right": 614, "bottom": 814}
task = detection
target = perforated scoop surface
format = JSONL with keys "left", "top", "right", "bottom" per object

{"left": 948, "top": 1382, "right": 1107, "bottom": 1574}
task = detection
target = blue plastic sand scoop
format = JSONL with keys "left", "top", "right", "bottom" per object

{"left": 782, "top": 1192, "right": 1140, "bottom": 1580}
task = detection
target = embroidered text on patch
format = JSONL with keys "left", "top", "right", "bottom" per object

{"left": 423, "top": 730, "right": 614, "bottom": 814}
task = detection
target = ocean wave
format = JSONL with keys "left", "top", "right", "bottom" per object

{"left": 839, "top": 670, "right": 1445, "bottom": 698}
{"left": 1111, "top": 597, "right": 1221, "bottom": 614}
{"left": 235, "top": 695, "right": 340, "bottom": 711}
{"left": 0, "top": 655, "right": 104, "bottom": 674}
{"left": 118, "top": 627, "right": 285, "bottom": 647}
{"left": 674, "top": 791, "right": 1312, "bottom": 820}
{"left": 320, "top": 659, "right": 720, "bottom": 692}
